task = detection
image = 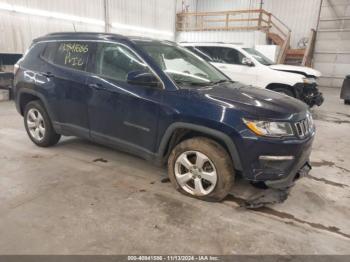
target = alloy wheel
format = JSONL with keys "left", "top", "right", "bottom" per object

{"left": 27, "top": 108, "right": 46, "bottom": 142}
{"left": 174, "top": 151, "right": 217, "bottom": 196}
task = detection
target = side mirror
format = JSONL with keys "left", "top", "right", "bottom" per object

{"left": 127, "top": 70, "right": 159, "bottom": 87}
{"left": 242, "top": 57, "right": 254, "bottom": 67}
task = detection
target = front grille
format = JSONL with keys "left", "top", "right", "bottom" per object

{"left": 295, "top": 116, "right": 313, "bottom": 138}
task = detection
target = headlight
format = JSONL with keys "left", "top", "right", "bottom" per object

{"left": 303, "top": 77, "right": 317, "bottom": 84}
{"left": 306, "top": 111, "right": 315, "bottom": 129}
{"left": 243, "top": 118, "right": 294, "bottom": 137}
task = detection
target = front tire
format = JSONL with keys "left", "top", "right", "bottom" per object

{"left": 344, "top": 99, "right": 350, "bottom": 105}
{"left": 168, "top": 137, "right": 234, "bottom": 202}
{"left": 24, "top": 100, "right": 61, "bottom": 147}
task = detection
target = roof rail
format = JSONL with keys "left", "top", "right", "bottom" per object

{"left": 180, "top": 41, "right": 244, "bottom": 45}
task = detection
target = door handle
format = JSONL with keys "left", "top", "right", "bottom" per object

{"left": 88, "top": 83, "right": 105, "bottom": 90}
{"left": 218, "top": 65, "right": 227, "bottom": 69}
{"left": 42, "top": 72, "right": 54, "bottom": 78}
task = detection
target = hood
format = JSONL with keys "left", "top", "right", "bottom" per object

{"left": 269, "top": 64, "right": 321, "bottom": 78}
{"left": 195, "top": 82, "right": 308, "bottom": 120}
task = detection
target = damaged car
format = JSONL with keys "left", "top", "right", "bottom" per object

{"left": 14, "top": 33, "right": 315, "bottom": 203}
{"left": 182, "top": 43, "right": 324, "bottom": 107}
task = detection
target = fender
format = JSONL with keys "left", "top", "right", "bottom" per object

{"left": 157, "top": 122, "right": 243, "bottom": 171}
{"left": 266, "top": 83, "right": 299, "bottom": 98}
{"left": 16, "top": 88, "right": 57, "bottom": 122}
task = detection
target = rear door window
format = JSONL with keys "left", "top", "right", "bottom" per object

{"left": 196, "top": 46, "right": 245, "bottom": 65}
{"left": 185, "top": 46, "right": 213, "bottom": 62}
{"left": 93, "top": 42, "right": 151, "bottom": 82}
{"left": 50, "top": 41, "right": 93, "bottom": 71}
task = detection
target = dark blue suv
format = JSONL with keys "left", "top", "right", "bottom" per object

{"left": 13, "top": 32, "right": 314, "bottom": 201}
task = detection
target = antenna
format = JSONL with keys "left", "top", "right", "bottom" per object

{"left": 72, "top": 23, "right": 77, "bottom": 32}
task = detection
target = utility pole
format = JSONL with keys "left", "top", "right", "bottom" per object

{"left": 104, "top": 0, "right": 111, "bottom": 33}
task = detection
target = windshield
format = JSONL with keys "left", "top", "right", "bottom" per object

{"left": 243, "top": 48, "right": 275, "bottom": 66}
{"left": 137, "top": 41, "right": 229, "bottom": 87}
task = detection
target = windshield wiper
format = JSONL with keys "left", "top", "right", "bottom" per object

{"left": 174, "top": 80, "right": 212, "bottom": 86}
{"left": 210, "top": 79, "right": 234, "bottom": 85}
{"left": 174, "top": 79, "right": 233, "bottom": 87}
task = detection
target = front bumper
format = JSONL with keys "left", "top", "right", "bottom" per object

{"left": 240, "top": 161, "right": 312, "bottom": 208}
{"left": 236, "top": 130, "right": 314, "bottom": 189}
{"left": 294, "top": 83, "right": 324, "bottom": 107}
{"left": 265, "top": 161, "right": 311, "bottom": 189}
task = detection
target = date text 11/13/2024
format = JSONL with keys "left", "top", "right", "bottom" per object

{"left": 127, "top": 255, "right": 220, "bottom": 261}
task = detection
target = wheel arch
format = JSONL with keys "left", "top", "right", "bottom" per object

{"left": 17, "top": 89, "right": 53, "bottom": 118}
{"left": 157, "top": 122, "right": 243, "bottom": 171}
{"left": 18, "top": 92, "right": 40, "bottom": 116}
{"left": 265, "top": 83, "right": 298, "bottom": 98}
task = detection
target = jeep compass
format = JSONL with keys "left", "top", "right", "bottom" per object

{"left": 13, "top": 33, "right": 315, "bottom": 201}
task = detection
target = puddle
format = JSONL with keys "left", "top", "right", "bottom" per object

{"left": 312, "top": 111, "right": 350, "bottom": 124}
{"left": 31, "top": 154, "right": 43, "bottom": 159}
{"left": 253, "top": 207, "right": 350, "bottom": 239}
{"left": 307, "top": 175, "right": 349, "bottom": 188}
{"left": 327, "top": 120, "right": 350, "bottom": 124}
{"left": 93, "top": 158, "right": 108, "bottom": 163}
{"left": 336, "top": 112, "right": 350, "bottom": 118}
{"left": 312, "top": 160, "right": 335, "bottom": 167}
{"left": 28, "top": 154, "right": 58, "bottom": 159}
{"left": 224, "top": 194, "right": 350, "bottom": 239}
{"left": 311, "top": 160, "right": 350, "bottom": 173}
{"left": 155, "top": 193, "right": 199, "bottom": 226}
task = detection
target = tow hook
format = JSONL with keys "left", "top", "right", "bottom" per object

{"left": 299, "top": 162, "right": 312, "bottom": 178}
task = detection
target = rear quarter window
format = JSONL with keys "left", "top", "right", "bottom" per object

{"left": 21, "top": 43, "right": 46, "bottom": 69}
{"left": 42, "top": 41, "right": 94, "bottom": 72}
{"left": 41, "top": 42, "right": 58, "bottom": 62}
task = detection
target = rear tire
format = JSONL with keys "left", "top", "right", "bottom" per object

{"left": 168, "top": 137, "right": 234, "bottom": 202}
{"left": 24, "top": 100, "right": 61, "bottom": 147}
{"left": 344, "top": 100, "right": 350, "bottom": 105}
